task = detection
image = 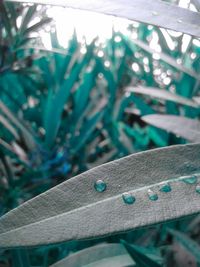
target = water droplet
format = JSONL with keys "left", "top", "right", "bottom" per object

{"left": 177, "top": 19, "right": 182, "bottom": 23}
{"left": 160, "top": 183, "right": 172, "bottom": 193}
{"left": 196, "top": 185, "right": 200, "bottom": 194}
{"left": 94, "top": 180, "right": 106, "bottom": 192}
{"left": 122, "top": 192, "right": 135, "bottom": 204}
{"left": 152, "top": 11, "right": 158, "bottom": 16}
{"left": 182, "top": 175, "right": 197, "bottom": 184}
{"left": 57, "top": 150, "right": 64, "bottom": 159}
{"left": 148, "top": 189, "right": 158, "bottom": 201}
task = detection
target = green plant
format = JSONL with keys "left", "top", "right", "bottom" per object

{"left": 1, "top": 0, "right": 200, "bottom": 266}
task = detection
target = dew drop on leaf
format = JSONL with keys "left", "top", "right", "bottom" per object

{"left": 160, "top": 183, "right": 172, "bottom": 193}
{"left": 122, "top": 192, "right": 136, "bottom": 204}
{"left": 182, "top": 175, "right": 197, "bottom": 184}
{"left": 148, "top": 189, "right": 158, "bottom": 201}
{"left": 94, "top": 180, "right": 107, "bottom": 192}
{"left": 195, "top": 185, "right": 200, "bottom": 194}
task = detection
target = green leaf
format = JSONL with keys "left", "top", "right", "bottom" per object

{"left": 0, "top": 115, "right": 20, "bottom": 141}
{"left": 123, "top": 36, "right": 200, "bottom": 80}
{"left": 1, "top": 143, "right": 200, "bottom": 247}
{"left": 19, "top": 5, "right": 37, "bottom": 35}
{"left": 44, "top": 43, "right": 95, "bottom": 147}
{"left": 0, "top": 2, "right": 13, "bottom": 41}
{"left": 0, "top": 139, "right": 17, "bottom": 156}
{"left": 122, "top": 241, "right": 162, "bottom": 267}
{"left": 58, "top": 31, "right": 78, "bottom": 82}
{"left": 73, "top": 68, "right": 96, "bottom": 120}
{"left": 11, "top": 249, "right": 30, "bottom": 267}
{"left": 24, "top": 17, "right": 52, "bottom": 35}
{"left": 4, "top": 2, "right": 18, "bottom": 31}
{"left": 5, "top": 0, "right": 200, "bottom": 37}
{"left": 71, "top": 99, "right": 107, "bottom": 153}
{"left": 142, "top": 114, "right": 200, "bottom": 142}
{"left": 168, "top": 229, "right": 200, "bottom": 263}
{"left": 127, "top": 86, "right": 199, "bottom": 108}
{"left": 16, "top": 45, "right": 69, "bottom": 55}
{"left": 44, "top": 76, "right": 75, "bottom": 147}
{"left": 50, "top": 243, "right": 135, "bottom": 267}
{"left": 0, "top": 101, "right": 36, "bottom": 150}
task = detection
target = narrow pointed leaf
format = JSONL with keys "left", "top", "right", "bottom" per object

{"left": 142, "top": 114, "right": 200, "bottom": 142}
{"left": 0, "top": 101, "right": 36, "bottom": 150}
{"left": 0, "top": 2, "right": 12, "bottom": 41}
{"left": 17, "top": 45, "right": 69, "bottom": 55}
{"left": 168, "top": 229, "right": 200, "bottom": 263}
{"left": 0, "top": 139, "right": 17, "bottom": 156}
{"left": 71, "top": 99, "right": 107, "bottom": 153}
{"left": 0, "top": 115, "right": 20, "bottom": 140}
{"left": 1, "top": 144, "right": 200, "bottom": 247}
{"left": 124, "top": 36, "right": 200, "bottom": 80}
{"left": 19, "top": 5, "right": 37, "bottom": 35}
{"left": 11, "top": 249, "right": 30, "bottom": 267}
{"left": 44, "top": 79, "right": 73, "bottom": 147}
{"left": 44, "top": 48, "right": 94, "bottom": 147}
{"left": 50, "top": 243, "right": 135, "bottom": 267}
{"left": 127, "top": 86, "right": 199, "bottom": 108}
{"left": 122, "top": 242, "right": 162, "bottom": 267}
{"left": 5, "top": 0, "right": 200, "bottom": 37}
{"left": 24, "top": 17, "right": 52, "bottom": 35}
{"left": 4, "top": 2, "right": 18, "bottom": 30}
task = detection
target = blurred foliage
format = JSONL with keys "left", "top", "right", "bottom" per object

{"left": 0, "top": 1, "right": 200, "bottom": 266}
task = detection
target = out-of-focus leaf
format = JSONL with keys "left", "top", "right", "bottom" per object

{"left": 147, "top": 127, "right": 168, "bottom": 147}
{"left": 0, "top": 2, "right": 12, "bottom": 41}
{"left": 58, "top": 31, "right": 78, "bottom": 82}
{"left": 44, "top": 42, "right": 95, "bottom": 147}
{"left": 71, "top": 98, "right": 107, "bottom": 153}
{"left": 44, "top": 73, "right": 76, "bottom": 147}
{"left": 124, "top": 36, "right": 200, "bottom": 80}
{"left": 44, "top": 84, "right": 70, "bottom": 148}
{"left": 192, "top": 0, "right": 200, "bottom": 11}
{"left": 0, "top": 139, "right": 19, "bottom": 159}
{"left": 168, "top": 229, "right": 200, "bottom": 263}
{"left": 11, "top": 249, "right": 30, "bottom": 267}
{"left": 0, "top": 101, "right": 36, "bottom": 150}
{"left": 142, "top": 114, "right": 200, "bottom": 142}
{"left": 1, "top": 143, "right": 200, "bottom": 247}
{"left": 73, "top": 68, "right": 96, "bottom": 120}
{"left": 24, "top": 17, "right": 52, "bottom": 35}
{"left": 19, "top": 5, "right": 37, "bottom": 35}
{"left": 4, "top": 2, "right": 17, "bottom": 31}
{"left": 122, "top": 241, "right": 162, "bottom": 267}
{"left": 127, "top": 86, "right": 199, "bottom": 108}
{"left": 16, "top": 45, "right": 69, "bottom": 55}
{"left": 50, "top": 243, "right": 135, "bottom": 267}
{"left": 0, "top": 115, "right": 20, "bottom": 141}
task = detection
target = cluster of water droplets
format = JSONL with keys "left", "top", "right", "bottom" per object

{"left": 94, "top": 173, "right": 200, "bottom": 205}
{"left": 182, "top": 174, "right": 200, "bottom": 194}
{"left": 151, "top": 10, "right": 183, "bottom": 24}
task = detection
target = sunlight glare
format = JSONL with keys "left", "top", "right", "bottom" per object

{"left": 44, "top": 7, "right": 130, "bottom": 48}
